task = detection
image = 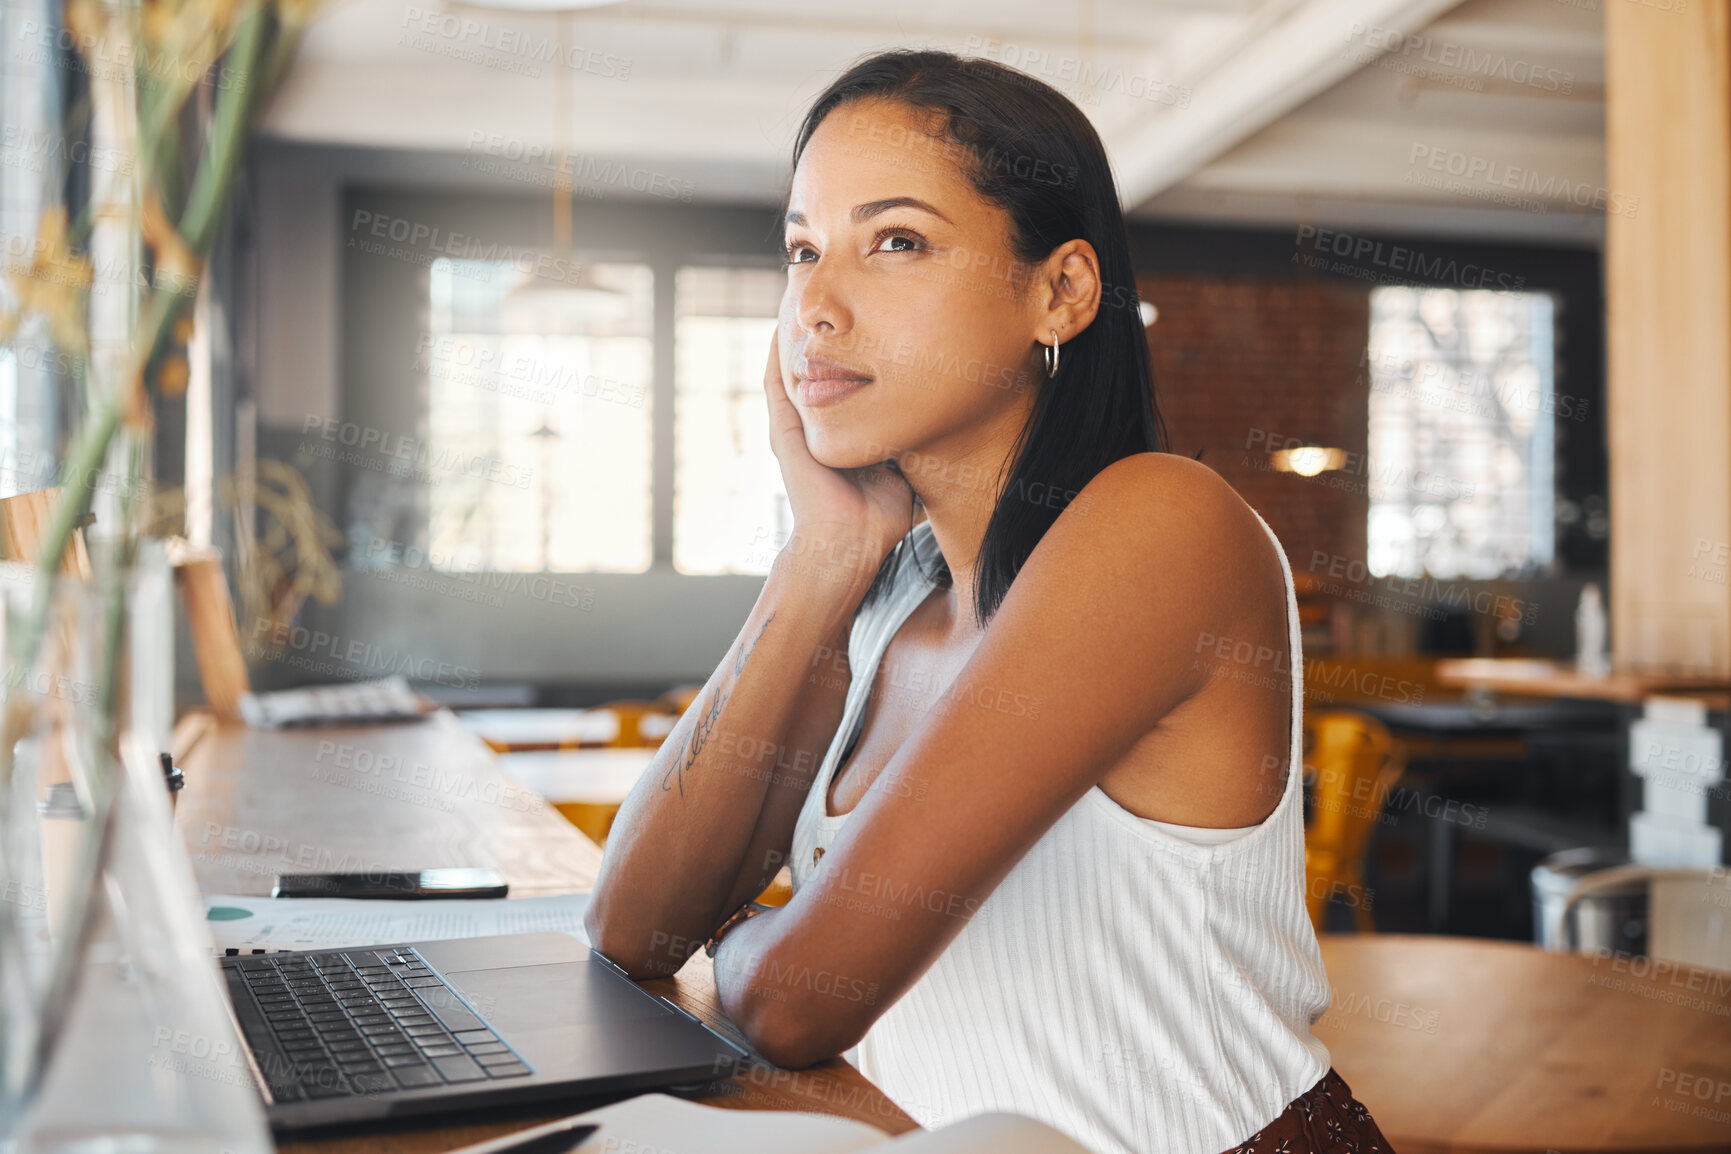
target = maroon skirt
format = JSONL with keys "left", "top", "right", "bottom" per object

{"left": 1220, "top": 1069, "right": 1394, "bottom": 1154}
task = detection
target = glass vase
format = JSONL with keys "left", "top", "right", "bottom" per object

{"left": 0, "top": 551, "right": 270, "bottom": 1154}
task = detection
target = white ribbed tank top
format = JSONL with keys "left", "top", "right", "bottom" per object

{"left": 789, "top": 514, "right": 1331, "bottom": 1154}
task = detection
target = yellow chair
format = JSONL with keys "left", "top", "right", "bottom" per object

{"left": 538, "top": 699, "right": 676, "bottom": 844}
{"left": 1303, "top": 709, "right": 1405, "bottom": 933}
{"left": 534, "top": 690, "right": 793, "bottom": 904}
{"left": 552, "top": 798, "right": 623, "bottom": 848}
{"left": 578, "top": 699, "right": 670, "bottom": 749}
{"left": 655, "top": 684, "right": 703, "bottom": 717}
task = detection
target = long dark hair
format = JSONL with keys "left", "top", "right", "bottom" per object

{"left": 789, "top": 49, "right": 1169, "bottom": 626}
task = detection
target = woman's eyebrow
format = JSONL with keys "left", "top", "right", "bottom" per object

{"left": 782, "top": 197, "right": 953, "bottom": 229}
{"left": 852, "top": 196, "right": 952, "bottom": 224}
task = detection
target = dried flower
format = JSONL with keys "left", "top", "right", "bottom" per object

{"left": 4, "top": 207, "right": 92, "bottom": 355}
{"left": 157, "top": 355, "right": 190, "bottom": 397}
{"left": 143, "top": 192, "right": 202, "bottom": 297}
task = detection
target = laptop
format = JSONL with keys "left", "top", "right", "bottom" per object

{"left": 219, "top": 931, "right": 748, "bottom": 1133}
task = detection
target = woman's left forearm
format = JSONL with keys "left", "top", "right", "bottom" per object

{"left": 712, "top": 908, "right": 874, "bottom": 1069}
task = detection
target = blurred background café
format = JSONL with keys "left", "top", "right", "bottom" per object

{"left": 2, "top": 0, "right": 1730, "bottom": 1150}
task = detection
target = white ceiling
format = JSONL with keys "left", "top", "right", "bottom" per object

{"left": 263, "top": 0, "right": 1607, "bottom": 243}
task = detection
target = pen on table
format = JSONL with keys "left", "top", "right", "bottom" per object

{"left": 437, "top": 1115, "right": 600, "bottom": 1154}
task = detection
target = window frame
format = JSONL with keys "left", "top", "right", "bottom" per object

{"left": 1364, "top": 284, "right": 1562, "bottom": 582}
{"left": 671, "top": 262, "right": 791, "bottom": 576}
{"left": 338, "top": 189, "right": 785, "bottom": 576}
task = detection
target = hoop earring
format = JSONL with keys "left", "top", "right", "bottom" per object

{"left": 1044, "top": 329, "right": 1061, "bottom": 379}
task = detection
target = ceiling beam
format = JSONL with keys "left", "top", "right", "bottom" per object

{"left": 1112, "top": 0, "right": 1468, "bottom": 207}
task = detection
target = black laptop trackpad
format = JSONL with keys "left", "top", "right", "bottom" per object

{"left": 440, "top": 961, "right": 671, "bottom": 1036}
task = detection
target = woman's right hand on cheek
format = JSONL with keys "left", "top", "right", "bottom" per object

{"left": 762, "top": 330, "right": 911, "bottom": 581}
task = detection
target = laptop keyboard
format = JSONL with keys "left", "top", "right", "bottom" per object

{"left": 224, "top": 947, "right": 533, "bottom": 1101}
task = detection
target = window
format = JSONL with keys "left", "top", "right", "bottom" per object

{"left": 0, "top": 0, "right": 61, "bottom": 498}
{"left": 673, "top": 266, "right": 789, "bottom": 574}
{"left": 1366, "top": 286, "right": 1556, "bottom": 580}
{"left": 407, "top": 253, "right": 790, "bottom": 577}
{"left": 421, "top": 257, "right": 653, "bottom": 572}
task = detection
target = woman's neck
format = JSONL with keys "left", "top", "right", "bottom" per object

{"left": 899, "top": 399, "right": 1036, "bottom": 631}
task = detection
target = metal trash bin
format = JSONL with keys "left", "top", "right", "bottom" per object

{"left": 1531, "top": 847, "right": 1647, "bottom": 956}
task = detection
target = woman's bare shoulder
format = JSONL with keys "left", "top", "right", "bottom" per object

{"left": 1011, "top": 452, "right": 1289, "bottom": 655}
{"left": 1070, "top": 453, "right": 1278, "bottom": 566}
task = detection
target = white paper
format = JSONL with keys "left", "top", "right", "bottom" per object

{"left": 553, "top": 1094, "right": 1094, "bottom": 1154}
{"left": 567, "top": 1093, "right": 888, "bottom": 1154}
{"left": 202, "top": 892, "right": 589, "bottom": 951}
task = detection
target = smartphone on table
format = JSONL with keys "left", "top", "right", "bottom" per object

{"left": 271, "top": 867, "right": 508, "bottom": 899}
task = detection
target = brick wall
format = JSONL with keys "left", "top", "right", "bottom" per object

{"left": 1139, "top": 274, "right": 1372, "bottom": 571}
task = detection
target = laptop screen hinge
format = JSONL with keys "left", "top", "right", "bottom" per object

{"left": 589, "top": 948, "right": 633, "bottom": 979}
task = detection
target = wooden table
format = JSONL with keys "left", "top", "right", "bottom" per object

{"left": 493, "top": 748, "right": 655, "bottom": 844}
{"left": 494, "top": 748, "right": 654, "bottom": 803}
{"left": 453, "top": 708, "right": 621, "bottom": 752}
{"left": 1436, "top": 658, "right": 1731, "bottom": 710}
{"left": 173, "top": 712, "right": 918, "bottom": 1152}
{"left": 176, "top": 714, "right": 1730, "bottom": 1153}
{"left": 1318, "top": 935, "right": 1731, "bottom": 1153}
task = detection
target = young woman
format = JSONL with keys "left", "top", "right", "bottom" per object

{"left": 585, "top": 49, "right": 1391, "bottom": 1154}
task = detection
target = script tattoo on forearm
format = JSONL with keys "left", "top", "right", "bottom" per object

{"left": 663, "top": 612, "right": 775, "bottom": 797}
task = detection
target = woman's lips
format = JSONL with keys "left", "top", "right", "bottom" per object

{"left": 794, "top": 355, "right": 873, "bottom": 407}
{"left": 795, "top": 375, "right": 873, "bottom": 406}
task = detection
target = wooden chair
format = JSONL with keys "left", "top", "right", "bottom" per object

{"left": 172, "top": 546, "right": 251, "bottom": 722}
{"left": 0, "top": 488, "right": 91, "bottom": 799}
{"left": 1303, "top": 709, "right": 1405, "bottom": 933}
{"left": 0, "top": 487, "right": 92, "bottom": 576}
{"left": 1, "top": 488, "right": 249, "bottom": 722}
